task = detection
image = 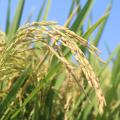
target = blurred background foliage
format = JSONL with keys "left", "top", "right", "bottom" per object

{"left": 0, "top": 0, "right": 120, "bottom": 120}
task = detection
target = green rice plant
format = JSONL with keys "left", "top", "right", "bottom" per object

{"left": 0, "top": 0, "right": 119, "bottom": 120}
{"left": 0, "top": 21, "right": 105, "bottom": 119}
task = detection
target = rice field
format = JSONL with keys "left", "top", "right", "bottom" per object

{"left": 0, "top": 0, "right": 120, "bottom": 120}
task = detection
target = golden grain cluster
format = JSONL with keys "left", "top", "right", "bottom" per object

{"left": 0, "top": 21, "right": 105, "bottom": 113}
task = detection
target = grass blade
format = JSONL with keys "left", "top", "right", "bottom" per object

{"left": 68, "top": 0, "right": 75, "bottom": 17}
{"left": 64, "top": 4, "right": 80, "bottom": 27}
{"left": 8, "top": 0, "right": 25, "bottom": 38}
{"left": 36, "top": 0, "right": 47, "bottom": 21}
{"left": 111, "top": 47, "right": 120, "bottom": 85}
{"left": 42, "top": 0, "right": 51, "bottom": 21}
{"left": 83, "top": 12, "right": 109, "bottom": 39}
{"left": 99, "top": 46, "right": 119, "bottom": 76}
{"left": 94, "top": 2, "right": 112, "bottom": 46}
{"left": 5, "top": 0, "right": 11, "bottom": 34}
{"left": 71, "top": 0, "right": 93, "bottom": 32}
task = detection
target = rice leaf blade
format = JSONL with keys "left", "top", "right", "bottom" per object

{"left": 71, "top": 0, "right": 93, "bottom": 32}
{"left": 5, "top": 0, "right": 11, "bottom": 34}
{"left": 42, "top": 0, "right": 51, "bottom": 21}
{"left": 83, "top": 12, "right": 109, "bottom": 39}
{"left": 8, "top": 0, "right": 25, "bottom": 38}
{"left": 94, "top": 2, "right": 112, "bottom": 46}
{"left": 68, "top": 0, "right": 75, "bottom": 17}
{"left": 36, "top": 0, "right": 47, "bottom": 21}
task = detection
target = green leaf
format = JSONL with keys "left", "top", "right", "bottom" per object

{"left": 75, "top": 0, "right": 81, "bottom": 13}
{"left": 68, "top": 0, "right": 75, "bottom": 17}
{"left": 5, "top": 0, "right": 11, "bottom": 34}
{"left": 87, "top": 13, "right": 93, "bottom": 39}
{"left": 99, "top": 46, "right": 119, "bottom": 76}
{"left": 111, "top": 47, "right": 120, "bottom": 85}
{"left": 42, "top": 0, "right": 51, "bottom": 21}
{"left": 54, "top": 72, "right": 66, "bottom": 90}
{"left": 33, "top": 96, "right": 40, "bottom": 120}
{"left": 83, "top": 12, "right": 109, "bottom": 39}
{"left": 94, "top": 2, "right": 112, "bottom": 46}
{"left": 8, "top": 0, "right": 25, "bottom": 38}
{"left": 36, "top": 0, "right": 47, "bottom": 21}
{"left": 71, "top": 0, "right": 93, "bottom": 32}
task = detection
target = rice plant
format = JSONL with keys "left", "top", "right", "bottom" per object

{"left": 0, "top": 0, "right": 119, "bottom": 120}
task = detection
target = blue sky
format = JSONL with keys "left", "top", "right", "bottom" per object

{"left": 0, "top": 0, "right": 120, "bottom": 60}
